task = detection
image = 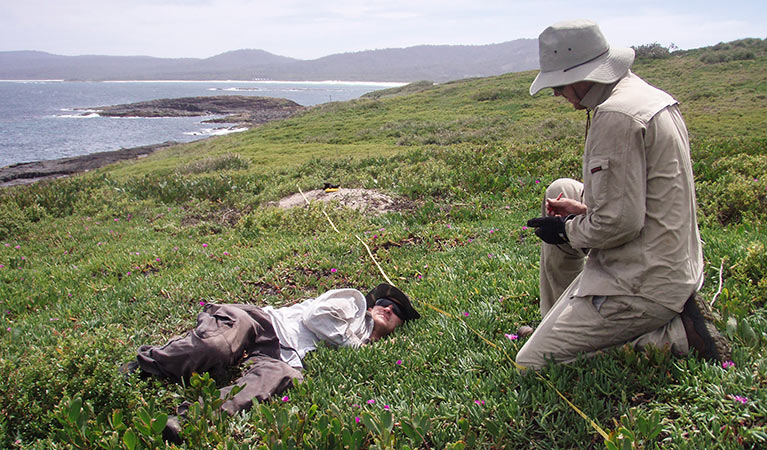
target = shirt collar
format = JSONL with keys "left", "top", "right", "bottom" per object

{"left": 580, "top": 70, "right": 630, "bottom": 110}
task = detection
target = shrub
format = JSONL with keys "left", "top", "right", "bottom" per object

{"left": 700, "top": 50, "right": 756, "bottom": 64}
{"left": 697, "top": 176, "right": 767, "bottom": 225}
{"left": 732, "top": 242, "right": 767, "bottom": 292}
{"left": 122, "top": 173, "right": 261, "bottom": 207}
{"left": 693, "top": 140, "right": 767, "bottom": 225}
{"left": 0, "top": 198, "right": 30, "bottom": 240}
{"left": 632, "top": 43, "right": 671, "bottom": 59}
{"left": 177, "top": 153, "right": 250, "bottom": 175}
{"left": 472, "top": 87, "right": 527, "bottom": 102}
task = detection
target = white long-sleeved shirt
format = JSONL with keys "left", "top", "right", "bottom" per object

{"left": 262, "top": 289, "right": 374, "bottom": 368}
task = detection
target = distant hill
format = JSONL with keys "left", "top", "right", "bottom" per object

{"left": 0, "top": 40, "right": 537, "bottom": 82}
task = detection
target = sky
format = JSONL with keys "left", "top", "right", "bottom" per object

{"left": 2, "top": 0, "right": 766, "bottom": 60}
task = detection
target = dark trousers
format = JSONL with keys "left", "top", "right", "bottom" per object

{"left": 136, "top": 304, "right": 303, "bottom": 414}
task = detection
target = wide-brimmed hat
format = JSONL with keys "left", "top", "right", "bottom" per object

{"left": 529, "top": 19, "right": 635, "bottom": 95}
{"left": 365, "top": 283, "right": 421, "bottom": 320}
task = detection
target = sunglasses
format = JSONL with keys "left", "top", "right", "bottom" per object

{"left": 552, "top": 85, "right": 567, "bottom": 94}
{"left": 375, "top": 298, "right": 405, "bottom": 320}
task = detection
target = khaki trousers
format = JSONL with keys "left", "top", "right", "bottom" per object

{"left": 516, "top": 178, "right": 689, "bottom": 370}
{"left": 136, "top": 304, "right": 303, "bottom": 414}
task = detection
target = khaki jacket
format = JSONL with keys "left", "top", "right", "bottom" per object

{"left": 566, "top": 71, "right": 703, "bottom": 312}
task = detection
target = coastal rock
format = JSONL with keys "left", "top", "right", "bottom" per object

{"left": 1, "top": 96, "right": 304, "bottom": 187}
{"left": 0, "top": 142, "right": 176, "bottom": 187}
{"left": 84, "top": 95, "right": 305, "bottom": 125}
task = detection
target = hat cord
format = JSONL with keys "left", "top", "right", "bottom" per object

{"left": 563, "top": 49, "right": 609, "bottom": 73}
{"left": 584, "top": 109, "right": 591, "bottom": 142}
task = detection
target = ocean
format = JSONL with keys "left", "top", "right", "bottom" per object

{"left": 0, "top": 80, "right": 403, "bottom": 168}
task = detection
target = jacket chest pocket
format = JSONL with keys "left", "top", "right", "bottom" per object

{"left": 586, "top": 158, "right": 610, "bottom": 207}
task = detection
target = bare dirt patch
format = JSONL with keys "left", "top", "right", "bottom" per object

{"left": 273, "top": 188, "right": 412, "bottom": 215}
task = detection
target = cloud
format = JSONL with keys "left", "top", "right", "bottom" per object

{"left": 1, "top": 0, "right": 764, "bottom": 59}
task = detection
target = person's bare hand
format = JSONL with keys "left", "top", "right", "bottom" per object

{"left": 546, "top": 195, "right": 587, "bottom": 217}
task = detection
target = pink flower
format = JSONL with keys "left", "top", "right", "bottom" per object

{"left": 732, "top": 395, "right": 749, "bottom": 404}
{"left": 202, "top": 243, "right": 208, "bottom": 248}
{"left": 373, "top": 235, "right": 378, "bottom": 239}
{"left": 384, "top": 405, "right": 390, "bottom": 410}
{"left": 0, "top": 265, "right": 4, "bottom": 269}
{"left": 355, "top": 416, "right": 361, "bottom": 424}
{"left": 416, "top": 274, "right": 422, "bottom": 279}
{"left": 199, "top": 301, "right": 206, "bottom": 306}
{"left": 331, "top": 268, "right": 337, "bottom": 273}
{"left": 535, "top": 179, "right": 541, "bottom": 184}
{"left": 522, "top": 226, "right": 528, "bottom": 231}
{"left": 367, "top": 399, "right": 375, "bottom": 405}
{"left": 488, "top": 253, "right": 494, "bottom": 258}
{"left": 223, "top": 252, "right": 230, "bottom": 256}
{"left": 14, "top": 245, "right": 20, "bottom": 250}
{"left": 505, "top": 333, "right": 518, "bottom": 341}
{"left": 722, "top": 360, "right": 735, "bottom": 369}
{"left": 114, "top": 218, "right": 119, "bottom": 222}
{"left": 282, "top": 395, "right": 289, "bottom": 402}
{"left": 463, "top": 312, "right": 469, "bottom": 317}
{"left": 126, "top": 272, "right": 131, "bottom": 276}
{"left": 474, "top": 400, "right": 485, "bottom": 405}
{"left": 155, "top": 258, "right": 161, "bottom": 262}
{"left": 396, "top": 359, "right": 402, "bottom": 365}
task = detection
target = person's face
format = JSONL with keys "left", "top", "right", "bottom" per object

{"left": 369, "top": 303, "right": 404, "bottom": 341}
{"left": 552, "top": 81, "right": 593, "bottom": 110}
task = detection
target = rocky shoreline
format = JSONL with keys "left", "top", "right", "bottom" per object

{"left": 0, "top": 142, "right": 177, "bottom": 187}
{"left": 1, "top": 96, "right": 305, "bottom": 188}
{"left": 83, "top": 95, "right": 305, "bottom": 126}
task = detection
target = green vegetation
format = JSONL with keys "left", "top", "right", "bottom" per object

{"left": 1, "top": 39, "right": 766, "bottom": 449}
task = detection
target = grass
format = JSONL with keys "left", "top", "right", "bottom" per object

{"left": 1, "top": 39, "right": 766, "bottom": 449}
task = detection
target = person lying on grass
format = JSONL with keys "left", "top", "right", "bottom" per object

{"left": 120, "top": 283, "right": 420, "bottom": 443}
{"left": 519, "top": 19, "right": 730, "bottom": 369}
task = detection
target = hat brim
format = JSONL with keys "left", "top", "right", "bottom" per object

{"left": 529, "top": 46, "right": 635, "bottom": 95}
{"left": 365, "top": 283, "right": 421, "bottom": 320}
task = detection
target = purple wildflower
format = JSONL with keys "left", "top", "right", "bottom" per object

{"left": 732, "top": 395, "right": 749, "bottom": 404}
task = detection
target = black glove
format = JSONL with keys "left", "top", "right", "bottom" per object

{"left": 526, "top": 216, "right": 572, "bottom": 245}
